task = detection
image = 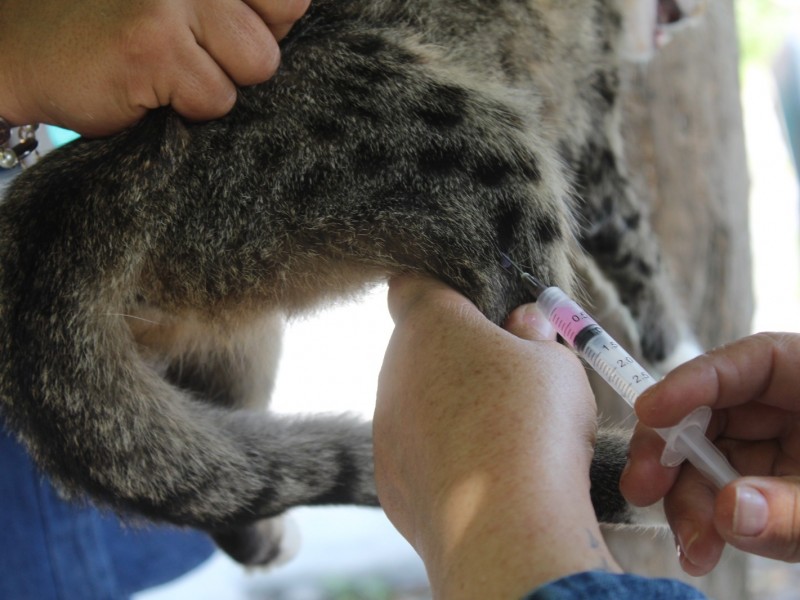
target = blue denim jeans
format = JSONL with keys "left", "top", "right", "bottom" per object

{"left": 524, "top": 570, "right": 707, "bottom": 599}
{"left": 0, "top": 163, "right": 214, "bottom": 599}
{"left": 0, "top": 420, "right": 215, "bottom": 600}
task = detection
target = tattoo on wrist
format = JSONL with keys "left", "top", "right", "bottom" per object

{"left": 586, "top": 529, "right": 613, "bottom": 572}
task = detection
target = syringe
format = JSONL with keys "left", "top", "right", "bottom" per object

{"left": 504, "top": 258, "right": 740, "bottom": 489}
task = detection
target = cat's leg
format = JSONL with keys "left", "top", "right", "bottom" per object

{"left": 129, "top": 308, "right": 309, "bottom": 566}
{"left": 128, "top": 308, "right": 285, "bottom": 410}
{"left": 565, "top": 125, "right": 702, "bottom": 372}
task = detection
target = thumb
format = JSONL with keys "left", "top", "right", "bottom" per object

{"left": 503, "top": 303, "right": 557, "bottom": 342}
{"left": 715, "top": 477, "right": 800, "bottom": 562}
{"left": 386, "top": 275, "right": 479, "bottom": 325}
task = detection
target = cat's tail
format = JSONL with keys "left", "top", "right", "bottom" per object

{"left": 0, "top": 132, "right": 376, "bottom": 533}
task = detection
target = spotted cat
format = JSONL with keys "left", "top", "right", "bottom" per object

{"left": 0, "top": 0, "right": 700, "bottom": 565}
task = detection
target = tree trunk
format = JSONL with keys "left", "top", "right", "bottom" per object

{"left": 603, "top": 2, "right": 753, "bottom": 598}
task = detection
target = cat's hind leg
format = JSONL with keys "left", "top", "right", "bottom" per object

{"left": 127, "top": 308, "right": 313, "bottom": 566}
{"left": 126, "top": 308, "right": 285, "bottom": 411}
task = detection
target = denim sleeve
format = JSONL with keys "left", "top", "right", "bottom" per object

{"left": 523, "top": 570, "right": 708, "bottom": 600}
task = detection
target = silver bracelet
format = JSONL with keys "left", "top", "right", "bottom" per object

{"left": 0, "top": 117, "right": 39, "bottom": 169}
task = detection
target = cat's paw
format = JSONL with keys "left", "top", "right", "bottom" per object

{"left": 212, "top": 515, "right": 301, "bottom": 568}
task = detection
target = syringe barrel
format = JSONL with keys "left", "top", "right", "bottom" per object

{"left": 536, "top": 286, "right": 742, "bottom": 489}
{"left": 536, "top": 287, "right": 655, "bottom": 406}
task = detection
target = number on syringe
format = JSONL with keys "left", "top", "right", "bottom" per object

{"left": 602, "top": 341, "right": 619, "bottom": 351}
{"left": 616, "top": 356, "right": 634, "bottom": 368}
{"left": 632, "top": 372, "right": 651, "bottom": 384}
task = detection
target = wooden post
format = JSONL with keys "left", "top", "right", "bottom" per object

{"left": 604, "top": 2, "right": 753, "bottom": 597}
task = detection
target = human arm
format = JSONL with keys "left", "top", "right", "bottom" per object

{"left": 374, "top": 276, "right": 622, "bottom": 598}
{"left": 0, "top": 0, "right": 309, "bottom": 137}
{"left": 620, "top": 332, "right": 800, "bottom": 575}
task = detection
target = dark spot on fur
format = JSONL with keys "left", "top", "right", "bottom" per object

{"left": 474, "top": 156, "right": 513, "bottom": 187}
{"left": 311, "top": 449, "right": 358, "bottom": 506}
{"left": 254, "top": 137, "right": 283, "bottom": 166}
{"left": 418, "top": 146, "right": 465, "bottom": 175}
{"left": 591, "top": 71, "right": 618, "bottom": 107}
{"left": 348, "top": 62, "right": 397, "bottom": 85}
{"left": 624, "top": 212, "right": 641, "bottom": 229}
{"left": 292, "top": 164, "right": 333, "bottom": 199}
{"left": 414, "top": 84, "right": 468, "bottom": 129}
{"left": 347, "top": 34, "right": 387, "bottom": 56}
{"left": 531, "top": 213, "right": 561, "bottom": 245}
{"left": 520, "top": 158, "right": 542, "bottom": 183}
{"left": 308, "top": 117, "right": 345, "bottom": 143}
{"left": 642, "top": 330, "right": 668, "bottom": 363}
{"left": 474, "top": 154, "right": 541, "bottom": 188}
{"left": 612, "top": 252, "right": 634, "bottom": 269}
{"left": 415, "top": 105, "right": 464, "bottom": 129}
{"left": 391, "top": 47, "right": 420, "bottom": 65}
{"left": 635, "top": 257, "right": 654, "bottom": 277}
{"left": 627, "top": 280, "right": 645, "bottom": 298}
{"left": 347, "top": 34, "right": 419, "bottom": 65}
{"left": 584, "top": 228, "right": 618, "bottom": 256}
{"left": 495, "top": 205, "right": 522, "bottom": 252}
{"left": 600, "top": 149, "right": 616, "bottom": 173}
{"left": 355, "top": 141, "right": 392, "bottom": 178}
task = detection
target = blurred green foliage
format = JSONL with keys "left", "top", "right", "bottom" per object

{"left": 737, "top": 0, "right": 798, "bottom": 69}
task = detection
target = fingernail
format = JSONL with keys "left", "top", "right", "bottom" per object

{"left": 518, "top": 304, "right": 556, "bottom": 340}
{"left": 675, "top": 523, "right": 699, "bottom": 559}
{"left": 733, "top": 485, "right": 768, "bottom": 537}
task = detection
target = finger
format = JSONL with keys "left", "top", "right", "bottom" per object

{"left": 503, "top": 304, "right": 557, "bottom": 341}
{"left": 247, "top": 0, "right": 311, "bottom": 40}
{"left": 715, "top": 401, "right": 796, "bottom": 442}
{"left": 664, "top": 466, "right": 726, "bottom": 576}
{"left": 619, "top": 422, "right": 680, "bottom": 506}
{"left": 123, "top": 17, "right": 238, "bottom": 122}
{"left": 714, "top": 476, "right": 800, "bottom": 562}
{"left": 167, "top": 48, "right": 238, "bottom": 121}
{"left": 194, "top": 1, "right": 281, "bottom": 86}
{"left": 636, "top": 333, "right": 800, "bottom": 428}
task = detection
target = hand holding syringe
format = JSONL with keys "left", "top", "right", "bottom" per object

{"left": 503, "top": 257, "right": 740, "bottom": 489}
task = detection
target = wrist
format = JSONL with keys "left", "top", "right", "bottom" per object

{"left": 418, "top": 465, "right": 620, "bottom": 598}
